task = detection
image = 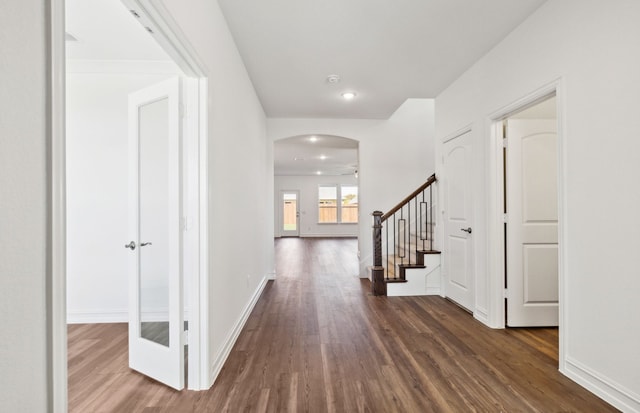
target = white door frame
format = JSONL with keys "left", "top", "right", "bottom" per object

{"left": 51, "top": 2, "right": 67, "bottom": 411}
{"left": 51, "top": 0, "right": 211, "bottom": 408}
{"left": 486, "top": 79, "right": 567, "bottom": 368}
{"left": 131, "top": 0, "right": 212, "bottom": 389}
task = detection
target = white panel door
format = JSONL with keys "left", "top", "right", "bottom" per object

{"left": 126, "top": 77, "right": 184, "bottom": 390}
{"left": 281, "top": 190, "right": 300, "bottom": 236}
{"left": 506, "top": 119, "right": 558, "bottom": 327}
{"left": 443, "top": 131, "right": 474, "bottom": 311}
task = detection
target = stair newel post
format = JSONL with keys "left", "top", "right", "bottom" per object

{"left": 372, "top": 211, "right": 386, "bottom": 296}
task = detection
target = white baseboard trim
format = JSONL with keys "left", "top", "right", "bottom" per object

{"left": 209, "top": 275, "right": 269, "bottom": 385}
{"left": 68, "top": 308, "right": 191, "bottom": 324}
{"left": 301, "top": 234, "right": 358, "bottom": 238}
{"left": 360, "top": 252, "right": 373, "bottom": 278}
{"left": 277, "top": 234, "right": 357, "bottom": 239}
{"left": 563, "top": 356, "right": 640, "bottom": 412}
{"left": 473, "top": 307, "right": 489, "bottom": 326}
{"left": 425, "top": 287, "right": 441, "bottom": 295}
{"left": 67, "top": 309, "right": 128, "bottom": 324}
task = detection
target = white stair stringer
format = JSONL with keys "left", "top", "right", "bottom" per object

{"left": 387, "top": 253, "right": 441, "bottom": 297}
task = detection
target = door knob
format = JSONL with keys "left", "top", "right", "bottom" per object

{"left": 124, "top": 241, "right": 136, "bottom": 250}
{"left": 460, "top": 227, "right": 472, "bottom": 234}
{"left": 140, "top": 242, "right": 152, "bottom": 247}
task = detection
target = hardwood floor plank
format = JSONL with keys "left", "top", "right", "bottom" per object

{"left": 68, "top": 238, "right": 618, "bottom": 412}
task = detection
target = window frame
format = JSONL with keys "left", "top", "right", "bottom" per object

{"left": 340, "top": 184, "right": 359, "bottom": 224}
{"left": 317, "top": 184, "right": 358, "bottom": 224}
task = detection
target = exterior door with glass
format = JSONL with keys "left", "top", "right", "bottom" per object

{"left": 281, "top": 190, "right": 300, "bottom": 236}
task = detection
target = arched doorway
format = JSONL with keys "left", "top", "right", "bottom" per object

{"left": 273, "top": 134, "right": 360, "bottom": 240}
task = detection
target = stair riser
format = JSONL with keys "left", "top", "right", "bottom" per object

{"left": 387, "top": 255, "right": 442, "bottom": 297}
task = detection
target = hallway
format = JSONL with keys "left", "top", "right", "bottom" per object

{"left": 68, "top": 238, "right": 616, "bottom": 412}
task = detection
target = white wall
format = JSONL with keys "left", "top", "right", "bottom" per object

{"left": 274, "top": 174, "right": 359, "bottom": 238}
{"left": 435, "top": 1, "right": 640, "bottom": 410}
{"left": 162, "top": 0, "right": 272, "bottom": 386}
{"left": 66, "top": 69, "right": 176, "bottom": 322}
{"left": 268, "top": 98, "right": 436, "bottom": 277}
{"left": 0, "top": 1, "right": 50, "bottom": 411}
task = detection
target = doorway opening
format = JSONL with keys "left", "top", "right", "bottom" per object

{"left": 486, "top": 84, "right": 565, "bottom": 372}
{"left": 61, "top": 0, "right": 209, "bottom": 395}
{"left": 501, "top": 95, "right": 558, "bottom": 328}
{"left": 488, "top": 82, "right": 564, "bottom": 338}
{"left": 486, "top": 83, "right": 567, "bottom": 377}
{"left": 273, "top": 135, "right": 360, "bottom": 240}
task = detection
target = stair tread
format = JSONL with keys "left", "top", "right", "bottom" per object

{"left": 398, "top": 264, "right": 426, "bottom": 269}
{"left": 417, "top": 249, "right": 441, "bottom": 254}
{"left": 384, "top": 278, "right": 408, "bottom": 283}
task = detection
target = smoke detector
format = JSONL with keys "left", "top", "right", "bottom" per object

{"left": 326, "top": 74, "right": 341, "bottom": 84}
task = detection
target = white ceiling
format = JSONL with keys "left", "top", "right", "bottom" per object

{"left": 275, "top": 135, "right": 358, "bottom": 176}
{"left": 217, "top": 0, "right": 547, "bottom": 119}
{"left": 65, "top": 0, "right": 170, "bottom": 61}
{"left": 65, "top": 0, "right": 547, "bottom": 176}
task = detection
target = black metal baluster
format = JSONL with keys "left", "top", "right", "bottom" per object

{"left": 415, "top": 196, "right": 418, "bottom": 258}
{"left": 393, "top": 213, "right": 396, "bottom": 279}
{"left": 421, "top": 190, "right": 426, "bottom": 251}
{"left": 404, "top": 204, "right": 408, "bottom": 264}
{"left": 429, "top": 185, "right": 433, "bottom": 250}
{"left": 385, "top": 219, "right": 389, "bottom": 281}
{"left": 407, "top": 201, "right": 411, "bottom": 265}
{"left": 398, "top": 209, "right": 405, "bottom": 269}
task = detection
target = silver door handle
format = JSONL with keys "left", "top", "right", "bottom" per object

{"left": 140, "top": 242, "right": 152, "bottom": 247}
{"left": 460, "top": 227, "right": 472, "bottom": 234}
{"left": 124, "top": 241, "right": 136, "bottom": 250}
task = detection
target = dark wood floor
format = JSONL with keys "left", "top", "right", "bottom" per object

{"left": 68, "top": 237, "right": 618, "bottom": 412}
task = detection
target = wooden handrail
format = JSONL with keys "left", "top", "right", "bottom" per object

{"left": 381, "top": 174, "right": 436, "bottom": 222}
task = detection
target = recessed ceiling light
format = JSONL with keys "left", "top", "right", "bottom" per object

{"left": 319, "top": 155, "right": 327, "bottom": 160}
{"left": 309, "top": 136, "right": 318, "bottom": 142}
{"left": 327, "top": 74, "right": 341, "bottom": 84}
{"left": 316, "top": 171, "right": 322, "bottom": 175}
{"left": 341, "top": 92, "right": 357, "bottom": 100}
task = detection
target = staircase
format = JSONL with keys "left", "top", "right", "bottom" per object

{"left": 371, "top": 174, "right": 441, "bottom": 296}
